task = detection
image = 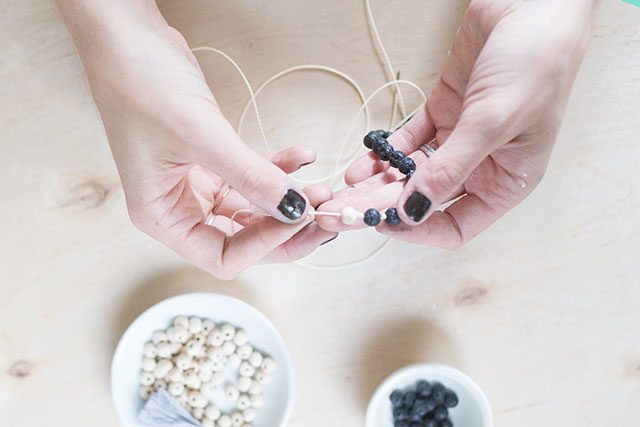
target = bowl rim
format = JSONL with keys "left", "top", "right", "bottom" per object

{"left": 110, "top": 292, "right": 295, "bottom": 427}
{"left": 365, "top": 363, "right": 494, "bottom": 427}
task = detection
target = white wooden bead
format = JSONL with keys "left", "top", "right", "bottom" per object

{"left": 173, "top": 316, "right": 189, "bottom": 329}
{"left": 169, "top": 382, "right": 185, "bottom": 396}
{"left": 233, "top": 329, "right": 249, "bottom": 346}
{"left": 193, "top": 333, "right": 207, "bottom": 345}
{"left": 200, "top": 382, "right": 216, "bottom": 398}
{"left": 139, "top": 386, "right": 154, "bottom": 399}
{"left": 167, "top": 367, "right": 184, "bottom": 383}
{"left": 157, "top": 342, "right": 172, "bottom": 358}
{"left": 236, "top": 344, "right": 253, "bottom": 360}
{"left": 154, "top": 380, "right": 167, "bottom": 390}
{"left": 222, "top": 341, "right": 237, "bottom": 356}
{"left": 242, "top": 408, "right": 256, "bottom": 422}
{"left": 207, "top": 347, "right": 224, "bottom": 361}
{"left": 239, "top": 362, "right": 256, "bottom": 377}
{"left": 340, "top": 206, "right": 361, "bottom": 225}
{"left": 186, "top": 340, "right": 205, "bottom": 358}
{"left": 231, "top": 412, "right": 244, "bottom": 426}
{"left": 153, "top": 359, "right": 173, "bottom": 379}
{"left": 198, "top": 368, "right": 213, "bottom": 383}
{"left": 188, "top": 317, "right": 203, "bottom": 334}
{"left": 152, "top": 330, "right": 168, "bottom": 344}
{"left": 205, "top": 405, "right": 221, "bottom": 420}
{"left": 261, "top": 357, "right": 277, "bottom": 374}
{"left": 140, "top": 371, "right": 155, "bottom": 386}
{"left": 248, "top": 382, "right": 262, "bottom": 395}
{"left": 250, "top": 394, "right": 264, "bottom": 408}
{"left": 210, "top": 371, "right": 225, "bottom": 387}
{"left": 225, "top": 384, "right": 240, "bottom": 402}
{"left": 175, "top": 353, "right": 192, "bottom": 371}
{"left": 143, "top": 342, "right": 157, "bottom": 358}
{"left": 188, "top": 391, "right": 207, "bottom": 408}
{"left": 201, "top": 320, "right": 215, "bottom": 335}
{"left": 209, "top": 360, "right": 223, "bottom": 372}
{"left": 220, "top": 324, "right": 236, "bottom": 341}
{"left": 248, "top": 351, "right": 263, "bottom": 368}
{"left": 217, "top": 415, "right": 232, "bottom": 427}
{"left": 170, "top": 342, "right": 182, "bottom": 355}
{"left": 237, "top": 394, "right": 251, "bottom": 410}
{"left": 201, "top": 418, "right": 214, "bottom": 427}
{"left": 254, "top": 371, "right": 271, "bottom": 384}
{"left": 184, "top": 372, "right": 201, "bottom": 390}
{"left": 142, "top": 358, "right": 156, "bottom": 372}
{"left": 207, "top": 330, "right": 225, "bottom": 347}
{"left": 168, "top": 326, "right": 189, "bottom": 344}
{"left": 228, "top": 353, "right": 242, "bottom": 368}
{"left": 237, "top": 377, "right": 252, "bottom": 393}
{"left": 192, "top": 407, "right": 204, "bottom": 420}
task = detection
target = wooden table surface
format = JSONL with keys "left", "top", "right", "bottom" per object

{"left": 1, "top": 1, "right": 639, "bottom": 426}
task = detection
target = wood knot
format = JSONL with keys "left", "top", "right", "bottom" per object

{"left": 453, "top": 285, "right": 488, "bottom": 307}
{"left": 60, "top": 180, "right": 110, "bottom": 209}
{"left": 7, "top": 360, "right": 33, "bottom": 378}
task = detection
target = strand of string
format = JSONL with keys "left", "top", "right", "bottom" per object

{"left": 192, "top": 1, "right": 426, "bottom": 270}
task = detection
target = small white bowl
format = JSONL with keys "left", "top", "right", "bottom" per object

{"left": 366, "top": 364, "right": 493, "bottom": 427}
{"left": 111, "top": 293, "right": 294, "bottom": 427}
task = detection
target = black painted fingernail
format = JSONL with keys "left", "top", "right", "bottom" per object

{"left": 320, "top": 234, "right": 339, "bottom": 246}
{"left": 403, "top": 191, "right": 431, "bottom": 222}
{"left": 277, "top": 189, "right": 307, "bottom": 220}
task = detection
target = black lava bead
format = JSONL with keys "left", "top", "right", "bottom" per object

{"left": 372, "top": 139, "right": 390, "bottom": 157}
{"left": 398, "top": 156, "right": 416, "bottom": 175}
{"left": 390, "top": 390, "right": 404, "bottom": 407}
{"left": 444, "top": 391, "right": 459, "bottom": 408}
{"left": 363, "top": 130, "right": 381, "bottom": 149}
{"left": 394, "top": 421, "right": 410, "bottom": 427}
{"left": 363, "top": 208, "right": 382, "bottom": 226}
{"left": 403, "top": 391, "right": 417, "bottom": 407}
{"left": 434, "top": 406, "right": 448, "bottom": 421}
{"left": 376, "top": 129, "right": 392, "bottom": 139}
{"left": 424, "top": 420, "right": 437, "bottom": 427}
{"left": 393, "top": 408, "right": 409, "bottom": 421}
{"left": 416, "top": 380, "right": 432, "bottom": 397}
{"left": 378, "top": 143, "right": 394, "bottom": 161}
{"left": 439, "top": 420, "right": 453, "bottom": 427}
{"left": 390, "top": 150, "right": 406, "bottom": 168}
{"left": 431, "top": 384, "right": 446, "bottom": 404}
{"left": 385, "top": 207, "right": 401, "bottom": 225}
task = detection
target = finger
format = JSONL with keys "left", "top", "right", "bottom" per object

{"left": 267, "top": 145, "right": 316, "bottom": 174}
{"left": 188, "top": 112, "right": 311, "bottom": 224}
{"left": 345, "top": 102, "right": 436, "bottom": 185}
{"left": 377, "top": 193, "right": 508, "bottom": 249}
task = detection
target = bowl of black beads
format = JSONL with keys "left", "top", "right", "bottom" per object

{"left": 366, "top": 364, "right": 493, "bottom": 427}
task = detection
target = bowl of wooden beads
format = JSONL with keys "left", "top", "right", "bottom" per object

{"left": 366, "top": 364, "right": 493, "bottom": 427}
{"left": 111, "top": 293, "right": 293, "bottom": 427}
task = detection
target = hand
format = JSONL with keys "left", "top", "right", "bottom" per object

{"left": 58, "top": 1, "right": 335, "bottom": 278}
{"left": 317, "top": 0, "right": 595, "bottom": 248}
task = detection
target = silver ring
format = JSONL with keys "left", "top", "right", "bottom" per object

{"left": 419, "top": 138, "right": 438, "bottom": 158}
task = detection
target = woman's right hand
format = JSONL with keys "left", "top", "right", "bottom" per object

{"left": 58, "top": 0, "right": 336, "bottom": 279}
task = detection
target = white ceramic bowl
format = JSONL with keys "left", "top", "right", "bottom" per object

{"left": 366, "top": 364, "right": 493, "bottom": 427}
{"left": 111, "top": 293, "right": 294, "bottom": 427}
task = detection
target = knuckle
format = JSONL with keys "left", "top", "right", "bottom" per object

{"left": 237, "top": 167, "right": 266, "bottom": 201}
{"left": 426, "top": 162, "right": 467, "bottom": 195}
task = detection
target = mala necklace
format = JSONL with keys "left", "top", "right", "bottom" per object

{"left": 195, "top": 0, "right": 433, "bottom": 269}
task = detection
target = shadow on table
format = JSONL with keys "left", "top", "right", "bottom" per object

{"left": 108, "top": 266, "right": 255, "bottom": 359}
{"left": 356, "top": 316, "right": 459, "bottom": 410}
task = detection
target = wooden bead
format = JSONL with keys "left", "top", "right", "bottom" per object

{"left": 207, "top": 330, "right": 224, "bottom": 347}
{"left": 233, "top": 329, "right": 249, "bottom": 346}
{"left": 340, "top": 206, "right": 361, "bottom": 225}
{"left": 143, "top": 342, "right": 157, "bottom": 358}
{"left": 188, "top": 391, "right": 207, "bottom": 408}
{"left": 142, "top": 357, "right": 156, "bottom": 373}
{"left": 237, "top": 376, "right": 252, "bottom": 393}
{"left": 188, "top": 317, "right": 203, "bottom": 334}
{"left": 237, "top": 394, "right": 251, "bottom": 410}
{"left": 239, "top": 361, "right": 256, "bottom": 377}
{"left": 261, "top": 357, "right": 277, "bottom": 374}
{"left": 205, "top": 405, "right": 221, "bottom": 420}
{"left": 248, "top": 351, "right": 263, "bottom": 368}
{"left": 236, "top": 344, "right": 253, "bottom": 360}
{"left": 152, "top": 330, "right": 168, "bottom": 344}
{"left": 243, "top": 408, "right": 257, "bottom": 422}
{"left": 225, "top": 384, "right": 240, "bottom": 402}
{"left": 217, "top": 415, "right": 232, "bottom": 427}
{"left": 231, "top": 412, "right": 245, "bottom": 426}
{"left": 222, "top": 341, "right": 237, "bottom": 356}
{"left": 173, "top": 316, "right": 189, "bottom": 329}
{"left": 140, "top": 371, "right": 155, "bottom": 387}
{"left": 169, "top": 382, "right": 185, "bottom": 396}
{"left": 220, "top": 324, "right": 236, "bottom": 341}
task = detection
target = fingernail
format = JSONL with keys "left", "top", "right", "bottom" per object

{"left": 277, "top": 189, "right": 307, "bottom": 220}
{"left": 300, "top": 161, "right": 314, "bottom": 167}
{"left": 320, "top": 234, "right": 339, "bottom": 246}
{"left": 403, "top": 191, "right": 431, "bottom": 222}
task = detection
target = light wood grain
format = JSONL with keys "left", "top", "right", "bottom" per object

{"left": 1, "top": 1, "right": 639, "bottom": 426}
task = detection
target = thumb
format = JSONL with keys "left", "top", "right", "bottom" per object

{"left": 189, "top": 113, "right": 310, "bottom": 224}
{"left": 397, "top": 109, "right": 503, "bottom": 225}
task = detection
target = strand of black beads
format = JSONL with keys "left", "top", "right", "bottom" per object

{"left": 362, "top": 130, "right": 416, "bottom": 178}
